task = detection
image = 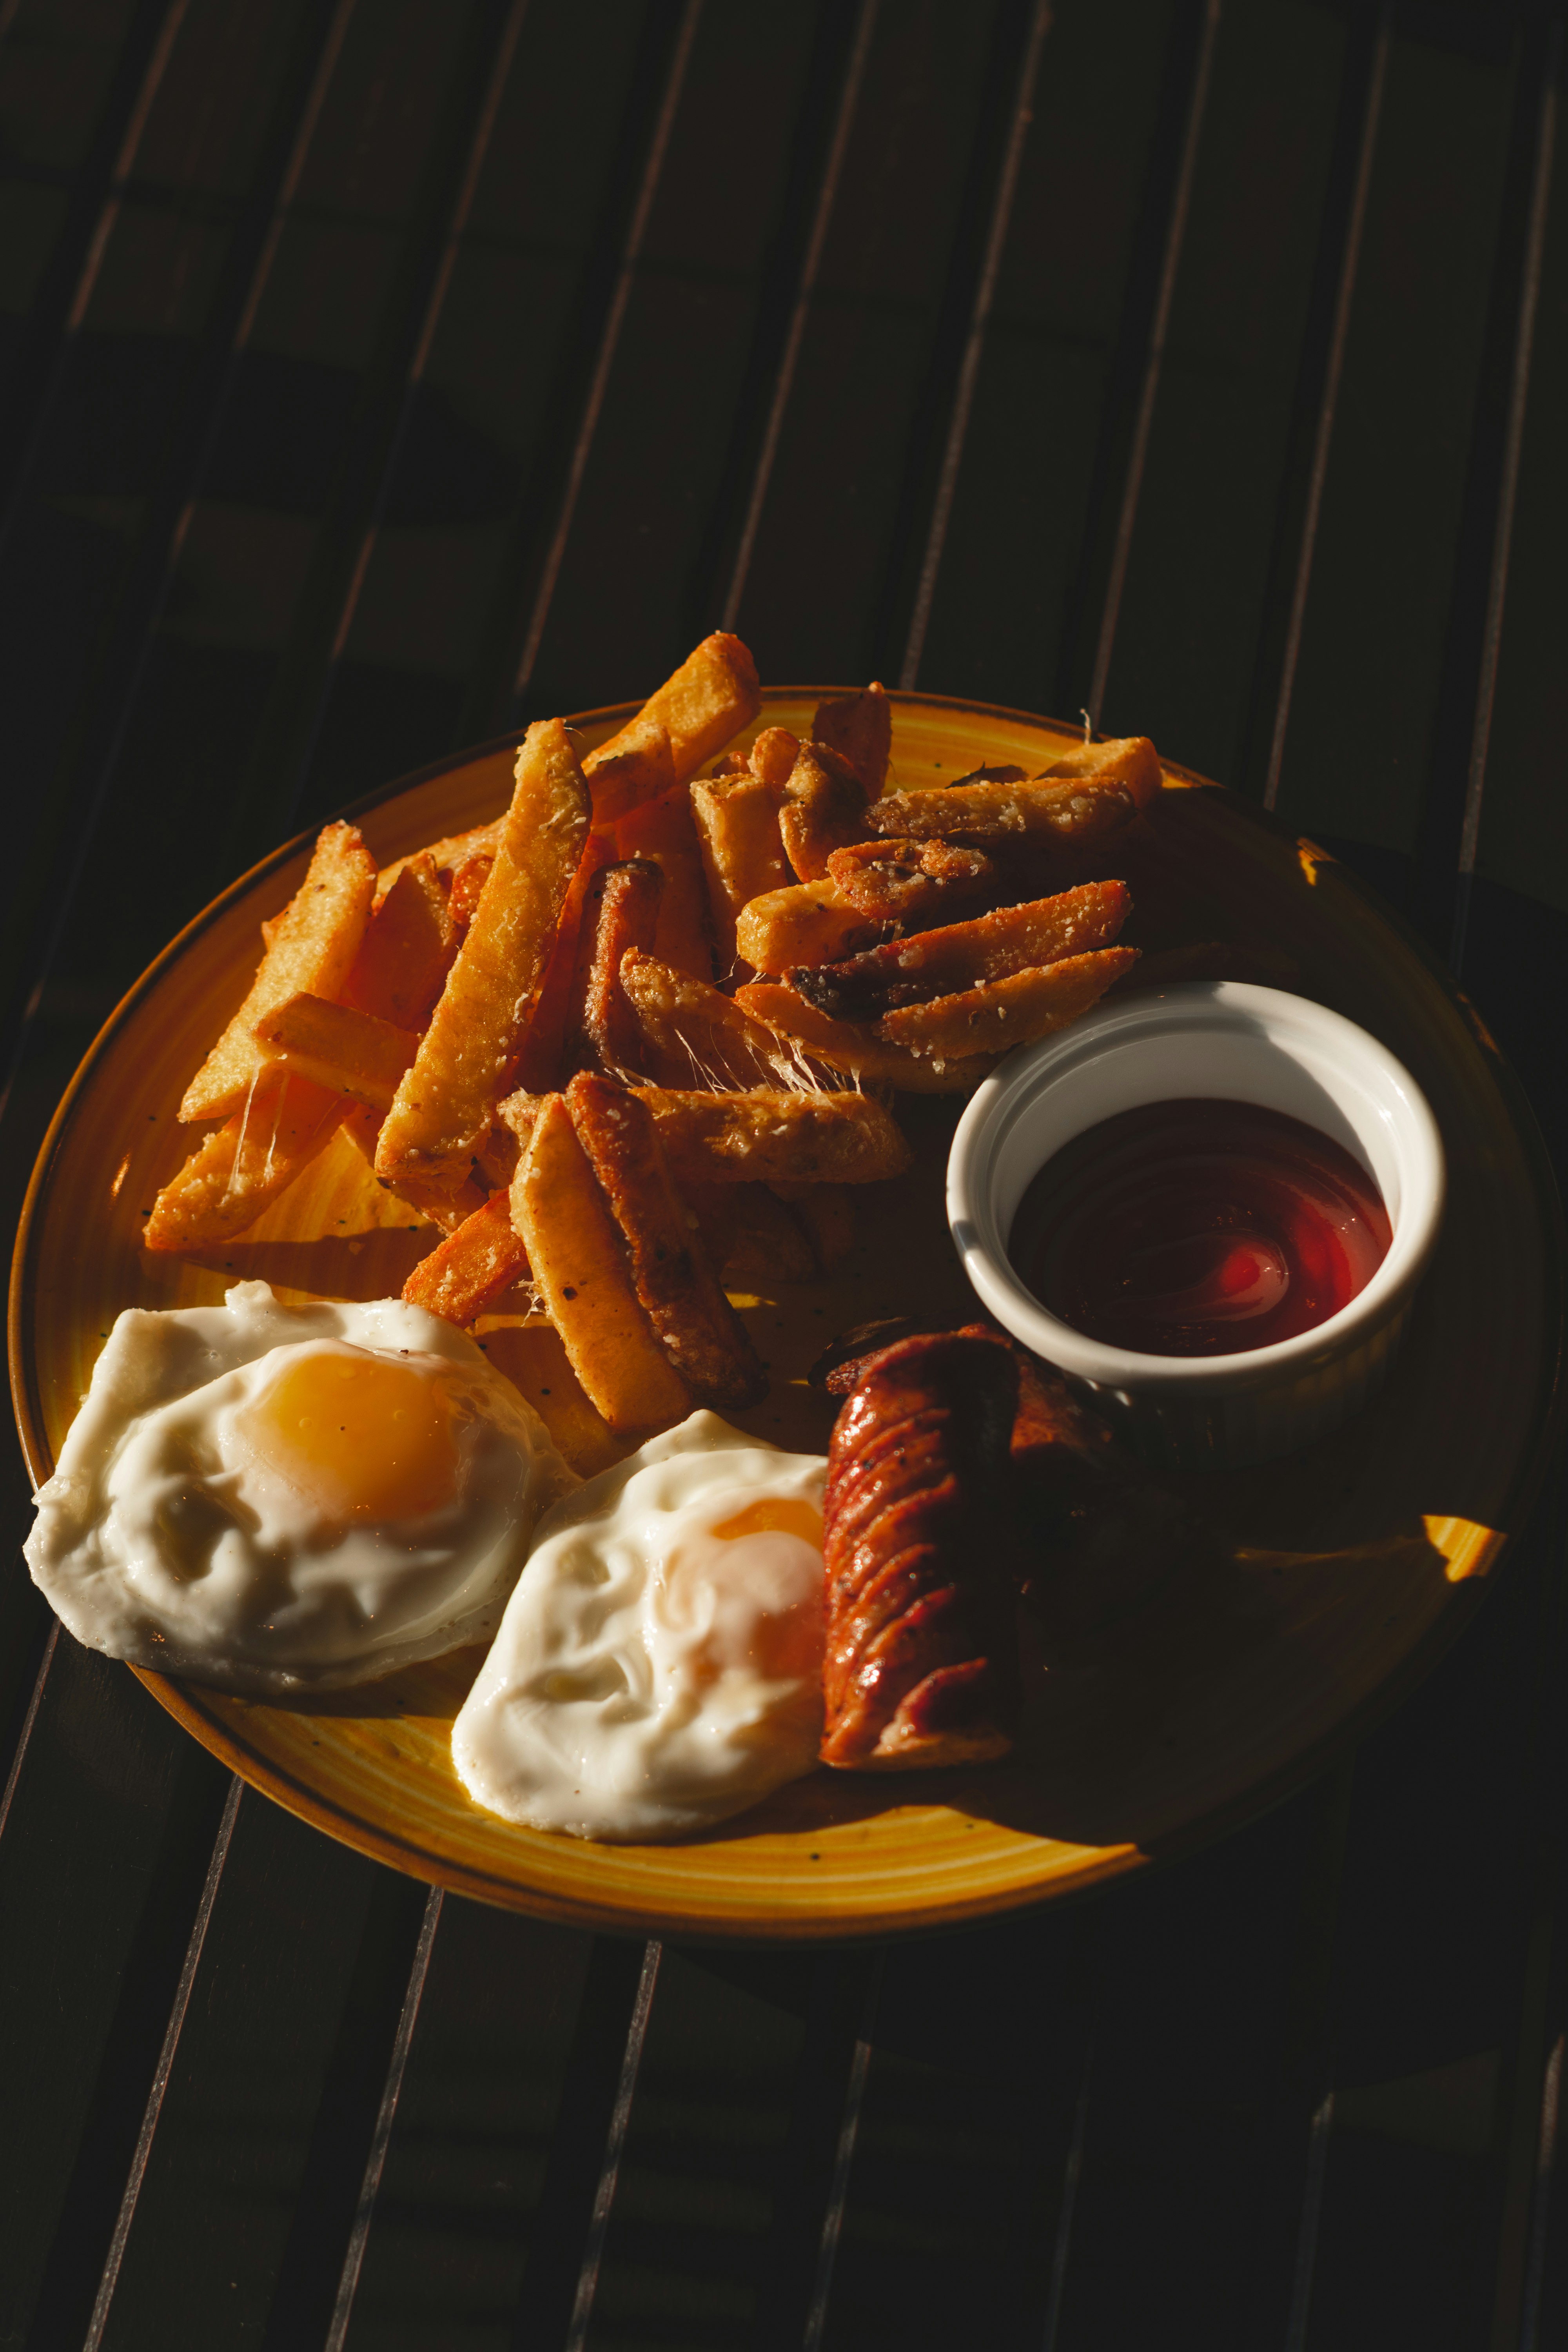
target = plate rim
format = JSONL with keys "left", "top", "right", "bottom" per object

{"left": 10, "top": 690, "right": 1566, "bottom": 1942}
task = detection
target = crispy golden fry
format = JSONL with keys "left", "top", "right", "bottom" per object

{"left": 707, "top": 752, "right": 751, "bottom": 777}
{"left": 376, "top": 817, "right": 505, "bottom": 902}
{"left": 734, "top": 983, "right": 1000, "bottom": 1093}
{"left": 1036, "top": 733, "right": 1162, "bottom": 805}
{"left": 812, "top": 682, "right": 890, "bottom": 797}
{"left": 779, "top": 742, "right": 869, "bottom": 882}
{"left": 770, "top": 1179, "right": 854, "bottom": 1273}
{"left": 447, "top": 853, "right": 494, "bottom": 933}
{"left": 511, "top": 1092, "right": 691, "bottom": 1433}
{"left": 377, "top": 719, "right": 590, "bottom": 1186}
{"left": 346, "top": 852, "right": 456, "bottom": 1029}
{"left": 566, "top": 859, "right": 664, "bottom": 1079}
{"left": 401, "top": 1192, "right": 531, "bottom": 1325}
{"left": 691, "top": 772, "right": 793, "bottom": 967}
{"left": 341, "top": 1102, "right": 488, "bottom": 1230}
{"left": 614, "top": 782, "right": 715, "bottom": 981}
{"left": 566, "top": 1073, "right": 764, "bottom": 1407}
{"left": 625, "top": 1086, "right": 909, "bottom": 1187}
{"left": 748, "top": 726, "right": 800, "bottom": 789}
{"left": 878, "top": 947, "right": 1138, "bottom": 1058}
{"left": 254, "top": 992, "right": 419, "bottom": 1111}
{"left": 585, "top": 632, "right": 760, "bottom": 823}
{"left": 789, "top": 881, "right": 1132, "bottom": 1021}
{"left": 180, "top": 821, "right": 376, "bottom": 1123}
{"left": 510, "top": 830, "right": 617, "bottom": 1097}
{"left": 734, "top": 879, "right": 889, "bottom": 975}
{"left": 825, "top": 837, "right": 998, "bottom": 923}
{"left": 620, "top": 949, "right": 813, "bottom": 1089}
{"left": 583, "top": 723, "right": 674, "bottom": 832}
{"left": 722, "top": 1183, "right": 818, "bottom": 1284}
{"left": 865, "top": 737, "right": 1162, "bottom": 847}
{"left": 147, "top": 1074, "right": 344, "bottom": 1251}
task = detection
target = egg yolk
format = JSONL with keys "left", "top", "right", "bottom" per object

{"left": 710, "top": 1497, "right": 823, "bottom": 1546}
{"left": 240, "top": 1351, "right": 460, "bottom": 1525}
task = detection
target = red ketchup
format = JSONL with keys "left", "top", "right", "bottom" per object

{"left": 1008, "top": 1098, "right": 1392, "bottom": 1357}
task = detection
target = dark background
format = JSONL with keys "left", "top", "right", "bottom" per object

{"left": 3, "top": 2, "right": 1568, "bottom": 2346}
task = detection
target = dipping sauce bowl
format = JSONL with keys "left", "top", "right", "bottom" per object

{"left": 947, "top": 982, "right": 1446, "bottom": 1471}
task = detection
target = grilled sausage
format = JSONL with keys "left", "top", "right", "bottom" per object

{"left": 820, "top": 1330, "right": 1021, "bottom": 1769}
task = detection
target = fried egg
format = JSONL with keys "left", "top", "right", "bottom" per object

{"left": 24, "top": 1280, "right": 575, "bottom": 1695}
{"left": 452, "top": 1412, "right": 827, "bottom": 1840}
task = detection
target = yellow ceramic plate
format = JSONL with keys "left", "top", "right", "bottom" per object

{"left": 10, "top": 693, "right": 1563, "bottom": 1939}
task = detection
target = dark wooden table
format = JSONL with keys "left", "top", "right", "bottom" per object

{"left": 4, "top": 3, "right": 1568, "bottom": 2346}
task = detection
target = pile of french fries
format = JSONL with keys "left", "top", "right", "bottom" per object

{"left": 147, "top": 632, "right": 1158, "bottom": 1434}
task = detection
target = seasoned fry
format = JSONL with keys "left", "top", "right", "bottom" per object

{"left": 447, "top": 853, "right": 494, "bottom": 933}
{"left": 614, "top": 782, "right": 715, "bottom": 981}
{"left": 566, "top": 1073, "right": 764, "bottom": 1407}
{"left": 734, "top": 879, "right": 889, "bottom": 975}
{"left": 812, "top": 682, "right": 890, "bottom": 797}
{"left": 510, "top": 829, "right": 617, "bottom": 1096}
{"left": 585, "top": 632, "right": 761, "bottom": 823}
{"left": 691, "top": 772, "right": 793, "bottom": 966}
{"left": 254, "top": 992, "right": 419, "bottom": 1111}
{"left": 624, "top": 1086, "right": 909, "bottom": 1187}
{"left": 620, "top": 948, "right": 811, "bottom": 1090}
{"left": 374, "top": 816, "right": 506, "bottom": 904}
{"left": 401, "top": 1192, "right": 531, "bottom": 1325}
{"left": 770, "top": 1180, "right": 854, "bottom": 1273}
{"left": 147, "top": 1073, "right": 344, "bottom": 1251}
{"left": 878, "top": 948, "right": 1138, "bottom": 1059}
{"left": 779, "top": 743, "right": 869, "bottom": 882}
{"left": 511, "top": 1092, "right": 691, "bottom": 1433}
{"left": 865, "top": 737, "right": 1162, "bottom": 846}
{"left": 722, "top": 1183, "right": 818, "bottom": 1285}
{"left": 748, "top": 726, "right": 800, "bottom": 789}
{"left": 789, "top": 881, "right": 1132, "bottom": 1021}
{"left": 826, "top": 837, "right": 997, "bottom": 924}
{"left": 734, "top": 983, "right": 1001, "bottom": 1093}
{"left": 565, "top": 858, "right": 664, "bottom": 1078}
{"left": 341, "top": 1102, "right": 488, "bottom": 1230}
{"left": 377, "top": 719, "right": 590, "bottom": 1186}
{"left": 180, "top": 821, "right": 376, "bottom": 1123}
{"left": 346, "top": 853, "right": 456, "bottom": 1029}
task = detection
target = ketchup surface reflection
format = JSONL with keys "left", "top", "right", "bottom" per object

{"left": 1009, "top": 1098, "right": 1392, "bottom": 1357}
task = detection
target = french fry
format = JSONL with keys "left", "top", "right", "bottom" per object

{"left": 566, "top": 1073, "right": 764, "bottom": 1407}
{"left": 585, "top": 632, "right": 761, "bottom": 824}
{"left": 180, "top": 821, "right": 376, "bottom": 1123}
{"left": 812, "top": 682, "right": 890, "bottom": 797}
{"left": 779, "top": 743, "right": 869, "bottom": 882}
{"left": 447, "top": 853, "right": 494, "bottom": 933}
{"left": 565, "top": 859, "right": 664, "bottom": 1078}
{"left": 147, "top": 1073, "right": 344, "bottom": 1251}
{"left": 614, "top": 783, "right": 715, "bottom": 981}
{"left": 375, "top": 817, "right": 505, "bottom": 902}
{"left": 401, "top": 1192, "right": 531, "bottom": 1325}
{"left": 721, "top": 1184, "right": 818, "bottom": 1284}
{"left": 877, "top": 947, "right": 1139, "bottom": 1058}
{"left": 624, "top": 1085, "right": 910, "bottom": 1187}
{"left": 788, "top": 881, "right": 1132, "bottom": 1021}
{"left": 511, "top": 1093, "right": 691, "bottom": 1433}
{"left": 734, "top": 982, "right": 1001, "bottom": 1093}
{"left": 620, "top": 949, "right": 814, "bottom": 1089}
{"left": 341, "top": 1103, "right": 488, "bottom": 1231}
{"left": 254, "top": 992, "right": 418, "bottom": 1111}
{"left": 377, "top": 719, "right": 590, "bottom": 1187}
{"left": 748, "top": 726, "right": 800, "bottom": 789}
{"left": 510, "top": 829, "right": 617, "bottom": 1096}
{"left": 734, "top": 879, "right": 889, "bottom": 975}
{"left": 826, "top": 837, "right": 997, "bottom": 923}
{"left": 770, "top": 1179, "right": 854, "bottom": 1272}
{"left": 865, "top": 735, "right": 1161, "bottom": 845}
{"left": 346, "top": 853, "right": 456, "bottom": 1029}
{"left": 691, "top": 772, "right": 793, "bottom": 967}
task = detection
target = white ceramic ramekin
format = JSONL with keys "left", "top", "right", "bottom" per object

{"left": 947, "top": 982, "right": 1446, "bottom": 1471}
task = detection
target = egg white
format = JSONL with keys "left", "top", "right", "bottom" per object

{"left": 24, "top": 1280, "right": 576, "bottom": 1694}
{"left": 452, "top": 1412, "right": 828, "bottom": 1841}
